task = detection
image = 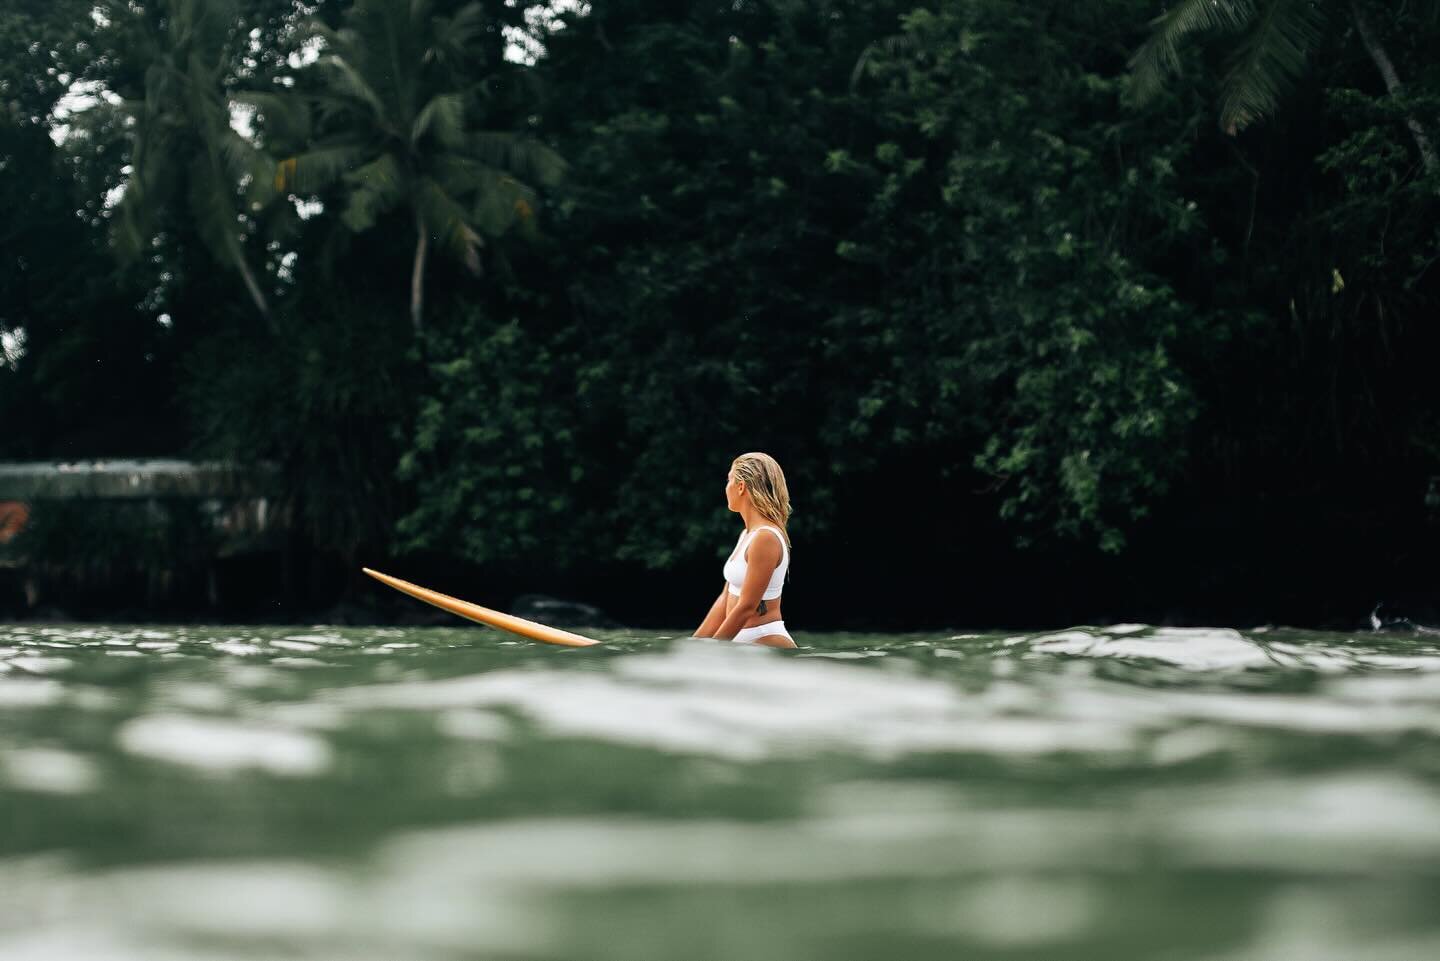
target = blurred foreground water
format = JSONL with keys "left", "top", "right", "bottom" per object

{"left": 2, "top": 622, "right": 1440, "bottom": 960}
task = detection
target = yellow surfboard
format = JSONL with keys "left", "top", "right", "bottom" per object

{"left": 361, "top": 568, "right": 602, "bottom": 647}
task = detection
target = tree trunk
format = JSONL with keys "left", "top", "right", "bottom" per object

{"left": 230, "top": 240, "right": 272, "bottom": 322}
{"left": 1350, "top": 0, "right": 1438, "bottom": 176}
{"left": 411, "top": 215, "right": 429, "bottom": 335}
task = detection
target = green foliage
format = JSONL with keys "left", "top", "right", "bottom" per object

{"left": 275, "top": 0, "right": 565, "bottom": 330}
{"left": 396, "top": 305, "right": 583, "bottom": 564}
{"left": 102, "top": 0, "right": 282, "bottom": 320}
{"left": 830, "top": 1, "right": 1208, "bottom": 551}
{"left": 182, "top": 286, "right": 417, "bottom": 560}
{"left": 5, "top": 0, "right": 1440, "bottom": 599}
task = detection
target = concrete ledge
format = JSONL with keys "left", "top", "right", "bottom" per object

{"left": 0, "top": 461, "right": 282, "bottom": 500}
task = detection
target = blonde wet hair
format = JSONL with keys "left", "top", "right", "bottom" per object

{"left": 732, "top": 452, "right": 792, "bottom": 548}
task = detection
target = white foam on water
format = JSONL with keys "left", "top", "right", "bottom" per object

{"left": 323, "top": 642, "right": 1138, "bottom": 762}
{"left": 160, "top": 683, "right": 232, "bottom": 712}
{"left": 0, "top": 748, "right": 100, "bottom": 794}
{"left": 1023, "top": 626, "right": 1440, "bottom": 678}
{"left": 1196, "top": 888, "right": 1440, "bottom": 961}
{"left": 117, "top": 714, "right": 332, "bottom": 776}
{"left": 436, "top": 709, "right": 511, "bottom": 740}
{"left": 282, "top": 633, "right": 352, "bottom": 647}
{"left": 1159, "top": 690, "right": 1440, "bottom": 735}
{"left": 0, "top": 678, "right": 64, "bottom": 708}
{"left": 224, "top": 664, "right": 283, "bottom": 688}
{"left": 1355, "top": 651, "right": 1440, "bottom": 670}
{"left": 1031, "top": 627, "right": 1276, "bottom": 671}
{"left": 270, "top": 640, "right": 321, "bottom": 652}
{"left": 1148, "top": 725, "right": 1233, "bottom": 765}
{"left": 257, "top": 702, "right": 348, "bottom": 731}
{"left": 1162, "top": 772, "right": 1440, "bottom": 872}
{"left": 212, "top": 641, "right": 263, "bottom": 657}
{"left": 910, "top": 876, "right": 1103, "bottom": 946}
{"left": 1327, "top": 670, "right": 1440, "bottom": 702}
{"left": 7, "top": 657, "right": 75, "bottom": 674}
{"left": 271, "top": 656, "right": 337, "bottom": 668}
{"left": 377, "top": 810, "right": 1133, "bottom": 887}
{"left": 0, "top": 859, "right": 547, "bottom": 960}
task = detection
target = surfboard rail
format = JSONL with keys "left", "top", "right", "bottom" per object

{"left": 362, "top": 568, "right": 602, "bottom": 647}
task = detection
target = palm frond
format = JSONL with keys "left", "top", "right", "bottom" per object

{"left": 341, "top": 1, "right": 415, "bottom": 121}
{"left": 1129, "top": 0, "right": 1257, "bottom": 105}
{"left": 215, "top": 129, "right": 282, "bottom": 209}
{"left": 428, "top": 2, "right": 487, "bottom": 67}
{"left": 187, "top": 151, "right": 244, "bottom": 266}
{"left": 322, "top": 53, "right": 389, "bottom": 121}
{"left": 468, "top": 132, "right": 566, "bottom": 186}
{"left": 429, "top": 154, "right": 495, "bottom": 194}
{"left": 278, "top": 143, "right": 373, "bottom": 193}
{"left": 411, "top": 93, "right": 465, "bottom": 148}
{"left": 341, "top": 180, "right": 401, "bottom": 233}
{"left": 415, "top": 175, "right": 483, "bottom": 274}
{"left": 340, "top": 154, "right": 406, "bottom": 231}
{"left": 444, "top": 3, "right": 488, "bottom": 50}
{"left": 472, "top": 170, "right": 537, "bottom": 238}
{"left": 217, "top": 128, "right": 265, "bottom": 178}
{"left": 1218, "top": 0, "right": 1327, "bottom": 133}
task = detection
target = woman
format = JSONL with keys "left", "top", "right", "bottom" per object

{"left": 693, "top": 452, "right": 795, "bottom": 648}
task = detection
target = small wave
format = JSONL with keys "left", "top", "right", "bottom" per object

{"left": 117, "top": 714, "right": 332, "bottom": 777}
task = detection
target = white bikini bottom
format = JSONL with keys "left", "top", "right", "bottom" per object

{"left": 732, "top": 621, "right": 792, "bottom": 645}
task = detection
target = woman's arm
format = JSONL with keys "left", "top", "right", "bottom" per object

{"left": 711, "top": 532, "right": 782, "bottom": 640}
{"left": 693, "top": 586, "right": 730, "bottom": 638}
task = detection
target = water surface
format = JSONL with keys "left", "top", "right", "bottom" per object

{"left": 2, "top": 623, "right": 1439, "bottom": 960}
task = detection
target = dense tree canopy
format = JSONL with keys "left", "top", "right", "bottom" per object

{"left": 2, "top": 0, "right": 1437, "bottom": 625}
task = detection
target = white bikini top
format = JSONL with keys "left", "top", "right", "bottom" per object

{"left": 723, "top": 525, "right": 789, "bottom": 600}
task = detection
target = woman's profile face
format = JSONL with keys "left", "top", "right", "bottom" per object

{"left": 725, "top": 467, "right": 743, "bottom": 512}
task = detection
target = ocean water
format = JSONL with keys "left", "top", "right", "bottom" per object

{"left": 2, "top": 622, "right": 1439, "bottom": 960}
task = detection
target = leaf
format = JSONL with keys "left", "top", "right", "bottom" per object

{"left": 469, "top": 132, "right": 566, "bottom": 186}
{"left": 340, "top": 154, "right": 405, "bottom": 231}
{"left": 280, "top": 143, "right": 372, "bottom": 194}
{"left": 1217, "top": 0, "right": 1327, "bottom": 133}
{"left": 415, "top": 175, "right": 484, "bottom": 273}
{"left": 323, "top": 53, "right": 389, "bottom": 121}
{"left": 412, "top": 92, "right": 464, "bottom": 147}
{"left": 1128, "top": 0, "right": 1256, "bottom": 105}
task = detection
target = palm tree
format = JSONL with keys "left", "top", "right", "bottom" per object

{"left": 1130, "top": 0, "right": 1437, "bottom": 175}
{"left": 274, "top": 0, "right": 565, "bottom": 334}
{"left": 111, "top": 0, "right": 278, "bottom": 322}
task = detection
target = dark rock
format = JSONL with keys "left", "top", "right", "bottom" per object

{"left": 511, "top": 594, "right": 622, "bottom": 629}
{"left": 1369, "top": 600, "right": 1440, "bottom": 634}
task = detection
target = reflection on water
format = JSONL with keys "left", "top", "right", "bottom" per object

{"left": 2, "top": 623, "right": 1440, "bottom": 959}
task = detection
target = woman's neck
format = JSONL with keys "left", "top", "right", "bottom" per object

{"left": 742, "top": 506, "right": 774, "bottom": 532}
